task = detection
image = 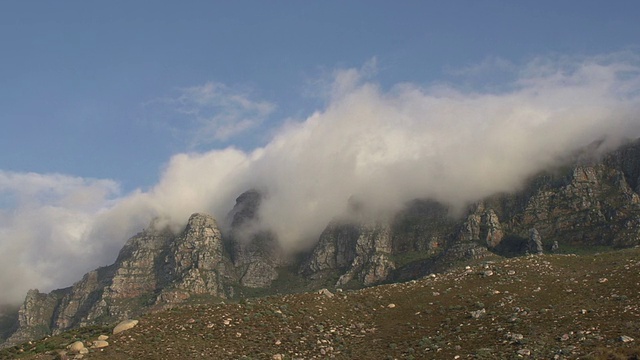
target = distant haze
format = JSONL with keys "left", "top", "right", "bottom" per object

{"left": 1, "top": 54, "right": 640, "bottom": 304}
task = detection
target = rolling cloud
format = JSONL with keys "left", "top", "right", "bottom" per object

{"left": 1, "top": 53, "right": 640, "bottom": 304}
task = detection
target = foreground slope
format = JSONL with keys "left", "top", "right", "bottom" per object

{"left": 4, "top": 247, "right": 640, "bottom": 360}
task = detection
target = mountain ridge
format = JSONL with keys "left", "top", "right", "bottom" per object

{"left": 3, "top": 139, "right": 640, "bottom": 347}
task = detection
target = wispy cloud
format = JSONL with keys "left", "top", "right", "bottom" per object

{"left": 148, "top": 82, "right": 275, "bottom": 147}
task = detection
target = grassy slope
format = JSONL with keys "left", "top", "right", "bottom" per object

{"left": 4, "top": 248, "right": 640, "bottom": 360}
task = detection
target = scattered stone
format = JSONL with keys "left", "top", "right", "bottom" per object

{"left": 68, "top": 341, "right": 85, "bottom": 353}
{"left": 98, "top": 335, "right": 109, "bottom": 341}
{"left": 482, "top": 270, "right": 494, "bottom": 277}
{"left": 318, "top": 288, "right": 334, "bottom": 298}
{"left": 272, "top": 354, "right": 283, "bottom": 360}
{"left": 113, "top": 319, "right": 139, "bottom": 334}
{"left": 517, "top": 348, "right": 532, "bottom": 356}
{"left": 598, "top": 278, "right": 608, "bottom": 283}
{"left": 620, "top": 335, "right": 635, "bottom": 343}
{"left": 507, "top": 333, "right": 524, "bottom": 343}
{"left": 470, "top": 308, "right": 486, "bottom": 319}
{"left": 387, "top": 303, "right": 396, "bottom": 308}
{"left": 92, "top": 340, "right": 109, "bottom": 348}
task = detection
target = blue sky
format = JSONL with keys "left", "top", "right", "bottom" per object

{"left": 2, "top": 1, "right": 639, "bottom": 191}
{"left": 2, "top": 1, "right": 640, "bottom": 303}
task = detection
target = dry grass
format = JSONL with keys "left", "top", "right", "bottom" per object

{"left": 3, "top": 247, "right": 640, "bottom": 359}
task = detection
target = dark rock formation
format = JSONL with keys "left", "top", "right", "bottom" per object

{"left": 227, "top": 190, "right": 286, "bottom": 288}
{"left": 528, "top": 228, "right": 544, "bottom": 254}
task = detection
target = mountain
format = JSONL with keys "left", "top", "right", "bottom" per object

{"left": 3, "top": 139, "right": 640, "bottom": 347}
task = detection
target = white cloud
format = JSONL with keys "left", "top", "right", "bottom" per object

{"left": 149, "top": 82, "right": 276, "bottom": 147}
{"left": 2, "top": 53, "right": 640, "bottom": 304}
{"left": 0, "top": 172, "right": 120, "bottom": 303}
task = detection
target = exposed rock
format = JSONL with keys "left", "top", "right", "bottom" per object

{"left": 470, "top": 309, "right": 486, "bottom": 319}
{"left": 620, "top": 335, "right": 635, "bottom": 343}
{"left": 113, "top": 319, "right": 139, "bottom": 335}
{"left": 227, "top": 190, "right": 285, "bottom": 288}
{"left": 5, "top": 288, "right": 68, "bottom": 346}
{"left": 529, "top": 228, "right": 544, "bottom": 255}
{"left": 92, "top": 340, "right": 109, "bottom": 348}
{"left": 68, "top": 341, "right": 85, "bottom": 353}
{"left": 318, "top": 289, "right": 334, "bottom": 298}
{"left": 482, "top": 209, "right": 504, "bottom": 247}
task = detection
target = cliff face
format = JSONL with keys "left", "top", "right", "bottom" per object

{"left": 227, "top": 190, "right": 286, "bottom": 288}
{"left": 4, "top": 140, "right": 640, "bottom": 347}
{"left": 2, "top": 213, "right": 236, "bottom": 347}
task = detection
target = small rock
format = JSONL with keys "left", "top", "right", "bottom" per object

{"left": 98, "top": 335, "right": 109, "bottom": 341}
{"left": 387, "top": 303, "right": 396, "bottom": 308}
{"left": 92, "top": 340, "right": 109, "bottom": 348}
{"left": 620, "top": 335, "right": 635, "bottom": 343}
{"left": 598, "top": 278, "right": 608, "bottom": 283}
{"left": 470, "top": 309, "right": 486, "bottom": 319}
{"left": 507, "top": 333, "right": 524, "bottom": 342}
{"left": 68, "top": 341, "right": 85, "bottom": 353}
{"left": 272, "top": 354, "right": 283, "bottom": 360}
{"left": 113, "top": 319, "right": 139, "bottom": 334}
{"left": 517, "top": 348, "right": 532, "bottom": 356}
{"left": 318, "top": 288, "right": 334, "bottom": 298}
{"left": 482, "top": 270, "right": 494, "bottom": 277}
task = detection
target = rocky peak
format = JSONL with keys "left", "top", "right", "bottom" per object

{"left": 226, "top": 190, "right": 284, "bottom": 288}
{"left": 158, "top": 213, "right": 231, "bottom": 300}
{"left": 227, "top": 189, "right": 262, "bottom": 230}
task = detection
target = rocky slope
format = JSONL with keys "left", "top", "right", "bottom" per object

{"left": 4, "top": 247, "right": 640, "bottom": 359}
{"left": 3, "top": 139, "right": 640, "bottom": 347}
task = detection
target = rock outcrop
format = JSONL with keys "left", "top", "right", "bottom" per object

{"left": 3, "top": 213, "right": 237, "bottom": 347}
{"left": 227, "top": 190, "right": 286, "bottom": 288}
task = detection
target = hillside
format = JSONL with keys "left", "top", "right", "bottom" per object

{"left": 2, "top": 247, "right": 640, "bottom": 359}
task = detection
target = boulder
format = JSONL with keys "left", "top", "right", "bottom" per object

{"left": 113, "top": 319, "right": 139, "bottom": 334}
{"left": 68, "top": 340, "right": 85, "bottom": 353}
{"left": 92, "top": 340, "right": 109, "bottom": 348}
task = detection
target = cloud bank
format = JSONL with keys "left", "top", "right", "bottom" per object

{"left": 2, "top": 53, "right": 640, "bottom": 304}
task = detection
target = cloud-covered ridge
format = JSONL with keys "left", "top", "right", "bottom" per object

{"left": 1, "top": 53, "right": 640, "bottom": 304}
